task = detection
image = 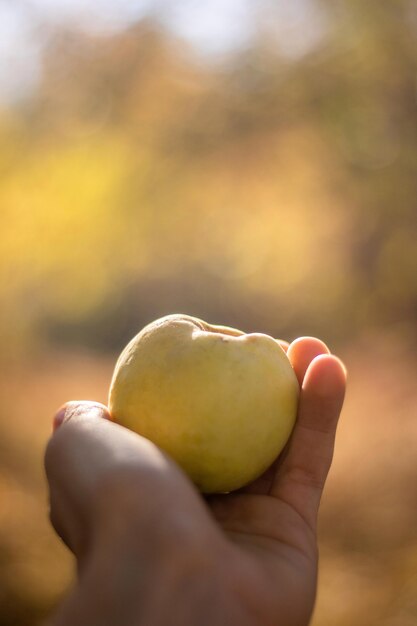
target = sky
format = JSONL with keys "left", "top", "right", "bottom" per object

{"left": 0, "top": 0, "right": 328, "bottom": 103}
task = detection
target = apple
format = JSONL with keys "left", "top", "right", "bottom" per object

{"left": 108, "top": 314, "right": 299, "bottom": 493}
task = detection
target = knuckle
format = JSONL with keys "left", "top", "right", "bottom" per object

{"left": 284, "top": 465, "right": 326, "bottom": 492}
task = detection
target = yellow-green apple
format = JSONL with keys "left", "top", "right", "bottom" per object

{"left": 108, "top": 314, "right": 299, "bottom": 493}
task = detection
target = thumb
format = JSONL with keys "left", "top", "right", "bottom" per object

{"left": 45, "top": 400, "right": 194, "bottom": 558}
{"left": 46, "top": 401, "right": 111, "bottom": 558}
{"left": 53, "top": 400, "right": 111, "bottom": 432}
{"left": 45, "top": 400, "right": 216, "bottom": 564}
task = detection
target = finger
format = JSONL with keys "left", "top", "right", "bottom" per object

{"left": 287, "top": 337, "right": 330, "bottom": 386}
{"left": 53, "top": 401, "right": 110, "bottom": 432}
{"left": 46, "top": 401, "right": 213, "bottom": 558}
{"left": 47, "top": 402, "right": 166, "bottom": 535}
{"left": 47, "top": 402, "right": 173, "bottom": 502}
{"left": 269, "top": 354, "right": 347, "bottom": 530}
{"left": 48, "top": 402, "right": 113, "bottom": 555}
{"left": 238, "top": 337, "right": 330, "bottom": 496}
{"left": 276, "top": 339, "right": 290, "bottom": 353}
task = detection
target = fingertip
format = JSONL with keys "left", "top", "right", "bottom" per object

{"left": 52, "top": 401, "right": 110, "bottom": 432}
{"left": 270, "top": 353, "right": 347, "bottom": 520}
{"left": 276, "top": 339, "right": 290, "bottom": 353}
{"left": 287, "top": 336, "right": 331, "bottom": 385}
{"left": 303, "top": 354, "right": 347, "bottom": 397}
{"left": 53, "top": 404, "right": 69, "bottom": 432}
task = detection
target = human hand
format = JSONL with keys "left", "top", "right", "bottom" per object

{"left": 45, "top": 336, "right": 346, "bottom": 626}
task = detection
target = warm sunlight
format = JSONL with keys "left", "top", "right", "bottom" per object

{"left": 0, "top": 1, "right": 416, "bottom": 625}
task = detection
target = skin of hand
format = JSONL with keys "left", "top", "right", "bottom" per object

{"left": 45, "top": 337, "right": 346, "bottom": 626}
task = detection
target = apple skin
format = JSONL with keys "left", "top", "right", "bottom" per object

{"left": 108, "top": 314, "right": 299, "bottom": 494}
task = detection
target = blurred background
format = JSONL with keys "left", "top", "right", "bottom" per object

{"left": 0, "top": 0, "right": 416, "bottom": 624}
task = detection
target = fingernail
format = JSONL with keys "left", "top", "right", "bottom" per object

{"left": 52, "top": 401, "right": 111, "bottom": 432}
{"left": 53, "top": 405, "right": 68, "bottom": 432}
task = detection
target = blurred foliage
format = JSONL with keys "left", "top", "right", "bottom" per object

{"left": 0, "top": 0, "right": 416, "bottom": 358}
{"left": 0, "top": 0, "right": 417, "bottom": 624}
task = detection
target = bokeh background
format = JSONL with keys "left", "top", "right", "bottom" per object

{"left": 0, "top": 1, "right": 416, "bottom": 624}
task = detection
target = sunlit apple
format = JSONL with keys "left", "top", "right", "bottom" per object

{"left": 109, "top": 314, "right": 299, "bottom": 493}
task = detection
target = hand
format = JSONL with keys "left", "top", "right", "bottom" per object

{"left": 45, "top": 337, "right": 346, "bottom": 626}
